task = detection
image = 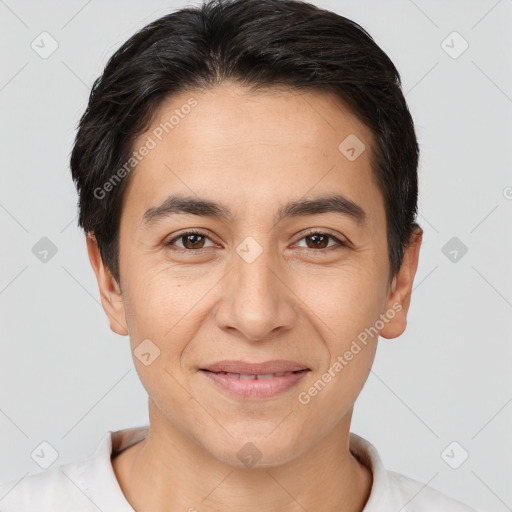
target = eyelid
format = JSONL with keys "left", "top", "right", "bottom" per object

{"left": 295, "top": 228, "right": 348, "bottom": 245}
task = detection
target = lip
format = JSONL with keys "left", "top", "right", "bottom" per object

{"left": 200, "top": 368, "right": 310, "bottom": 400}
{"left": 199, "top": 360, "right": 311, "bottom": 400}
{"left": 201, "top": 360, "right": 310, "bottom": 374}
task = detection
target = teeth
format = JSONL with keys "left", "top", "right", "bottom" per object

{"left": 216, "top": 370, "right": 299, "bottom": 379}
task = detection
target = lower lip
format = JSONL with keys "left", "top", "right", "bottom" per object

{"left": 200, "top": 369, "right": 310, "bottom": 399}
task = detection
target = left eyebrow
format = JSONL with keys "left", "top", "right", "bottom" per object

{"left": 140, "top": 193, "right": 368, "bottom": 228}
{"left": 274, "top": 194, "right": 367, "bottom": 227}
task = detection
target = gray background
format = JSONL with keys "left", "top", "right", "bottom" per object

{"left": 0, "top": 0, "right": 511, "bottom": 510}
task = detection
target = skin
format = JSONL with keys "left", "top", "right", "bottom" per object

{"left": 87, "top": 83, "right": 422, "bottom": 512}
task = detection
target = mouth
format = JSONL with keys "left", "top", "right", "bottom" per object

{"left": 199, "top": 361, "right": 311, "bottom": 399}
{"left": 200, "top": 360, "right": 310, "bottom": 374}
{"left": 201, "top": 368, "right": 309, "bottom": 379}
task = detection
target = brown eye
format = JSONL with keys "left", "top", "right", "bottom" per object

{"left": 167, "top": 231, "right": 215, "bottom": 251}
{"left": 304, "top": 233, "right": 329, "bottom": 249}
{"left": 181, "top": 233, "right": 206, "bottom": 249}
{"left": 295, "top": 232, "right": 347, "bottom": 251}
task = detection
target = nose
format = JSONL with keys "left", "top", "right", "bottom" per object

{"left": 213, "top": 245, "right": 298, "bottom": 342}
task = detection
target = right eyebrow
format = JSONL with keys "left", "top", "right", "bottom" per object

{"left": 141, "top": 194, "right": 234, "bottom": 228}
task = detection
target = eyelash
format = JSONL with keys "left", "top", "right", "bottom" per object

{"left": 165, "top": 229, "right": 349, "bottom": 253}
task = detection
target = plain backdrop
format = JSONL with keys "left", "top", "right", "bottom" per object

{"left": 0, "top": 1, "right": 511, "bottom": 510}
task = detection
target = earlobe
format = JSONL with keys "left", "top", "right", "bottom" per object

{"left": 379, "top": 227, "right": 423, "bottom": 340}
{"left": 85, "top": 233, "right": 129, "bottom": 336}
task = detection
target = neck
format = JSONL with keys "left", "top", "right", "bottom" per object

{"left": 112, "top": 401, "right": 372, "bottom": 512}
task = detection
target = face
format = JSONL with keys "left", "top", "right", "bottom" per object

{"left": 88, "top": 83, "right": 421, "bottom": 467}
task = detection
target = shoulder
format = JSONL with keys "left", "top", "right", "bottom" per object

{"left": 348, "top": 432, "right": 478, "bottom": 512}
{"left": 0, "top": 459, "right": 92, "bottom": 512}
{"left": 385, "top": 470, "right": 478, "bottom": 512}
{"left": 0, "top": 428, "right": 144, "bottom": 512}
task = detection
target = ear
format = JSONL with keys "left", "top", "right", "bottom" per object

{"left": 380, "top": 226, "right": 423, "bottom": 340}
{"left": 85, "top": 233, "right": 129, "bottom": 336}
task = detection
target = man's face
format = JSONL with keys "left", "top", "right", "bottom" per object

{"left": 90, "top": 84, "right": 416, "bottom": 467}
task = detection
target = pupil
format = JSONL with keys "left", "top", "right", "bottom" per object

{"left": 185, "top": 234, "right": 204, "bottom": 249}
{"left": 308, "top": 234, "right": 327, "bottom": 249}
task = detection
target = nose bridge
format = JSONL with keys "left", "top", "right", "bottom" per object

{"left": 236, "top": 242, "right": 278, "bottom": 306}
{"left": 215, "top": 237, "right": 296, "bottom": 341}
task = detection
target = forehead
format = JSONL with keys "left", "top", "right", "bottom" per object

{"left": 122, "top": 83, "right": 384, "bottom": 231}
{"left": 147, "top": 84, "right": 372, "bottom": 152}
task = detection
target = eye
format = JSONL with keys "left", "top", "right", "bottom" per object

{"left": 294, "top": 231, "right": 348, "bottom": 251}
{"left": 166, "top": 230, "right": 348, "bottom": 253}
{"left": 166, "top": 230, "right": 216, "bottom": 251}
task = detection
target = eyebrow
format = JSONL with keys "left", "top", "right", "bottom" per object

{"left": 141, "top": 193, "right": 367, "bottom": 228}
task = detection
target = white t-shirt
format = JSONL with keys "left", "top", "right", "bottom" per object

{"left": 0, "top": 426, "right": 477, "bottom": 511}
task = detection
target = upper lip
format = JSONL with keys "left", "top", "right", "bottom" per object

{"left": 201, "top": 360, "right": 310, "bottom": 374}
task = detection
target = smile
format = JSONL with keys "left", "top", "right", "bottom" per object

{"left": 200, "top": 369, "right": 310, "bottom": 399}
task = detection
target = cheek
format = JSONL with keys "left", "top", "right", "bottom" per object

{"left": 294, "top": 263, "right": 385, "bottom": 339}
{"left": 308, "top": 342, "right": 376, "bottom": 432}
{"left": 291, "top": 263, "right": 383, "bottom": 403}
{"left": 122, "top": 270, "right": 200, "bottom": 398}
{"left": 123, "top": 263, "right": 215, "bottom": 344}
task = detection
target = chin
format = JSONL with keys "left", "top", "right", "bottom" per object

{"left": 205, "top": 432, "right": 304, "bottom": 469}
